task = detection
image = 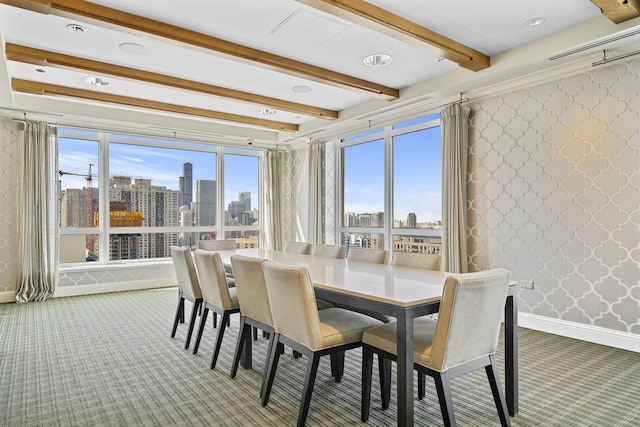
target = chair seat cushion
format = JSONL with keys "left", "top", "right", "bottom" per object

{"left": 362, "top": 317, "right": 437, "bottom": 368}
{"left": 318, "top": 308, "right": 383, "bottom": 349}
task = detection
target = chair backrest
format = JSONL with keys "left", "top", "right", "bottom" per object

{"left": 430, "top": 268, "right": 510, "bottom": 372}
{"left": 391, "top": 252, "right": 441, "bottom": 271}
{"left": 347, "top": 247, "right": 389, "bottom": 264}
{"left": 283, "top": 241, "right": 311, "bottom": 255}
{"left": 197, "top": 239, "right": 236, "bottom": 251}
{"left": 193, "top": 249, "right": 234, "bottom": 309}
{"left": 170, "top": 246, "right": 202, "bottom": 299}
{"left": 262, "top": 261, "right": 323, "bottom": 350}
{"left": 230, "top": 255, "right": 272, "bottom": 326}
{"left": 310, "top": 243, "right": 346, "bottom": 259}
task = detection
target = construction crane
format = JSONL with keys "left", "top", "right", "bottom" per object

{"left": 59, "top": 164, "right": 95, "bottom": 255}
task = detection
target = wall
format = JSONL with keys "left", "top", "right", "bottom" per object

{"left": 0, "top": 120, "right": 18, "bottom": 300}
{"left": 467, "top": 58, "right": 640, "bottom": 336}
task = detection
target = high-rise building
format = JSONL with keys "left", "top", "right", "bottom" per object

{"left": 194, "top": 180, "right": 216, "bottom": 226}
{"left": 179, "top": 162, "right": 193, "bottom": 208}
{"left": 110, "top": 176, "right": 180, "bottom": 258}
{"left": 239, "top": 191, "right": 251, "bottom": 212}
{"left": 407, "top": 212, "right": 417, "bottom": 228}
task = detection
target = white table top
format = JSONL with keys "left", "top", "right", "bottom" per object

{"left": 223, "top": 248, "right": 447, "bottom": 308}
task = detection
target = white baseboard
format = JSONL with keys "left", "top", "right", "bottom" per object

{"left": 0, "top": 291, "right": 15, "bottom": 303}
{"left": 519, "top": 312, "right": 640, "bottom": 353}
{"left": 53, "top": 278, "right": 177, "bottom": 298}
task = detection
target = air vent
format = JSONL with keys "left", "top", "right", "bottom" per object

{"left": 549, "top": 27, "right": 640, "bottom": 60}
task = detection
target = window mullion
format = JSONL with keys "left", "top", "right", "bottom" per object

{"left": 98, "top": 132, "right": 109, "bottom": 263}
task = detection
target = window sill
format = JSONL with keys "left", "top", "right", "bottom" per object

{"left": 59, "top": 259, "right": 172, "bottom": 273}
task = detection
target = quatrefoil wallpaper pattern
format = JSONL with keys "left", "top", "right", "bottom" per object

{"left": 0, "top": 120, "right": 18, "bottom": 295}
{"left": 467, "top": 59, "right": 639, "bottom": 335}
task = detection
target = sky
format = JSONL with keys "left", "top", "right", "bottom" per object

{"left": 343, "top": 116, "right": 442, "bottom": 223}
{"left": 58, "top": 133, "right": 258, "bottom": 208}
{"left": 59, "top": 114, "right": 440, "bottom": 222}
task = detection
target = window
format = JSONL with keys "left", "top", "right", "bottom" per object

{"left": 339, "top": 114, "right": 441, "bottom": 256}
{"left": 58, "top": 128, "right": 262, "bottom": 264}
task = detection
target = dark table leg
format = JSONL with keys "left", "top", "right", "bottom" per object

{"left": 396, "top": 311, "right": 414, "bottom": 426}
{"left": 504, "top": 292, "right": 519, "bottom": 416}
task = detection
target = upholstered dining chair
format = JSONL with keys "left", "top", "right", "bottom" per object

{"left": 192, "top": 249, "right": 240, "bottom": 370}
{"left": 283, "top": 241, "right": 311, "bottom": 254}
{"left": 309, "top": 243, "right": 346, "bottom": 259}
{"left": 261, "top": 261, "right": 383, "bottom": 427}
{"left": 229, "top": 255, "right": 348, "bottom": 394}
{"left": 228, "top": 254, "right": 272, "bottom": 381}
{"left": 347, "top": 247, "right": 389, "bottom": 264}
{"left": 361, "top": 268, "right": 512, "bottom": 427}
{"left": 391, "top": 251, "right": 441, "bottom": 271}
{"left": 170, "top": 246, "right": 203, "bottom": 350}
{"left": 197, "top": 239, "right": 236, "bottom": 280}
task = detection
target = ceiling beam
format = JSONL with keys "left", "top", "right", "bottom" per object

{"left": 295, "top": 0, "right": 490, "bottom": 72}
{"left": 5, "top": 43, "right": 339, "bottom": 120}
{"left": 590, "top": 0, "right": 640, "bottom": 23}
{"left": 0, "top": 0, "right": 399, "bottom": 100}
{"left": 11, "top": 79, "right": 300, "bottom": 132}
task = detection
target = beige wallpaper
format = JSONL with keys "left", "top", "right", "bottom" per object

{"left": 467, "top": 58, "right": 640, "bottom": 335}
{"left": 0, "top": 120, "right": 18, "bottom": 295}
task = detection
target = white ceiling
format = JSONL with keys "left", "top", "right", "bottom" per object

{"left": 0, "top": 0, "right": 639, "bottom": 147}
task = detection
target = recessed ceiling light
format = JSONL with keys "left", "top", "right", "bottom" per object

{"left": 67, "top": 24, "right": 86, "bottom": 33}
{"left": 292, "top": 85, "right": 312, "bottom": 93}
{"left": 524, "top": 17, "right": 545, "bottom": 27}
{"left": 363, "top": 53, "right": 392, "bottom": 67}
{"left": 258, "top": 108, "right": 277, "bottom": 115}
{"left": 82, "top": 76, "right": 110, "bottom": 86}
{"left": 119, "top": 42, "right": 148, "bottom": 55}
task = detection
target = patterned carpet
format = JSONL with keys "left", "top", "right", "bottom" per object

{"left": 1, "top": 288, "right": 639, "bottom": 426}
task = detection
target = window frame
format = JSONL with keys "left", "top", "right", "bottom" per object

{"left": 336, "top": 115, "right": 442, "bottom": 253}
{"left": 58, "top": 128, "right": 263, "bottom": 266}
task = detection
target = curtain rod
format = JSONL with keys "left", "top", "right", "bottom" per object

{"left": 440, "top": 93, "right": 470, "bottom": 109}
{"left": 592, "top": 49, "right": 640, "bottom": 67}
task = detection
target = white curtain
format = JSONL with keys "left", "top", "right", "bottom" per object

{"left": 308, "top": 142, "right": 325, "bottom": 244}
{"left": 441, "top": 104, "right": 470, "bottom": 273}
{"left": 16, "top": 121, "right": 59, "bottom": 302}
{"left": 264, "top": 149, "right": 284, "bottom": 251}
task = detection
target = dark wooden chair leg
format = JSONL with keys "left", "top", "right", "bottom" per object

{"left": 260, "top": 334, "right": 278, "bottom": 402}
{"left": 297, "top": 353, "right": 321, "bottom": 427}
{"left": 333, "top": 351, "right": 345, "bottom": 383}
{"left": 434, "top": 372, "right": 456, "bottom": 427}
{"left": 184, "top": 299, "right": 201, "bottom": 349}
{"left": 252, "top": 326, "right": 258, "bottom": 341}
{"left": 171, "top": 297, "right": 184, "bottom": 337}
{"left": 378, "top": 355, "right": 391, "bottom": 410}
{"left": 230, "top": 317, "right": 249, "bottom": 378}
{"left": 262, "top": 336, "right": 283, "bottom": 407}
{"left": 192, "top": 306, "right": 209, "bottom": 354}
{"left": 486, "top": 355, "right": 512, "bottom": 427}
{"left": 361, "top": 345, "right": 374, "bottom": 422}
{"left": 418, "top": 371, "right": 426, "bottom": 400}
{"left": 213, "top": 312, "right": 217, "bottom": 328}
{"left": 210, "top": 312, "right": 229, "bottom": 370}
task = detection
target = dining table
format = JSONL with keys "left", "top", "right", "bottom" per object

{"left": 221, "top": 248, "right": 519, "bottom": 427}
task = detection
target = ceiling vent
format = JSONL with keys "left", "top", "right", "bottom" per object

{"left": 548, "top": 26, "right": 640, "bottom": 60}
